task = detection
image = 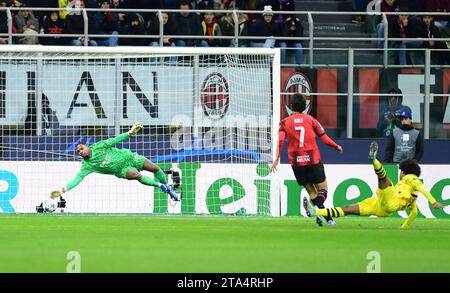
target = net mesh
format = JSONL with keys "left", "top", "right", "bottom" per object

{"left": 0, "top": 48, "right": 278, "bottom": 215}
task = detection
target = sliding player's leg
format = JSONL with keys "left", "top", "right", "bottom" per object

{"left": 308, "top": 189, "right": 392, "bottom": 219}
{"left": 368, "top": 141, "right": 392, "bottom": 189}
{"left": 304, "top": 142, "right": 395, "bottom": 221}
{"left": 305, "top": 199, "right": 362, "bottom": 219}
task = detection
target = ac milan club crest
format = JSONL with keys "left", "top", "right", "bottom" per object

{"left": 283, "top": 72, "right": 313, "bottom": 116}
{"left": 201, "top": 73, "right": 230, "bottom": 120}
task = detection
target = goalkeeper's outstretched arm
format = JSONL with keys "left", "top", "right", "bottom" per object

{"left": 103, "top": 122, "right": 143, "bottom": 147}
{"left": 51, "top": 166, "right": 93, "bottom": 198}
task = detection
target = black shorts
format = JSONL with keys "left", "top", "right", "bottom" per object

{"left": 292, "top": 163, "right": 326, "bottom": 185}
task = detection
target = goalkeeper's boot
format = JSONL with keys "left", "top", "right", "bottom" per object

{"left": 160, "top": 184, "right": 181, "bottom": 201}
{"left": 368, "top": 141, "right": 378, "bottom": 162}
{"left": 302, "top": 197, "right": 316, "bottom": 217}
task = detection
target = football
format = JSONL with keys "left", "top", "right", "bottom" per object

{"left": 42, "top": 198, "right": 58, "bottom": 213}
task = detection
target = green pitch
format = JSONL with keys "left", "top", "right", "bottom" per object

{"left": 1, "top": 215, "right": 449, "bottom": 273}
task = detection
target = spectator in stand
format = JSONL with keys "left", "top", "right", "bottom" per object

{"left": 40, "top": 11, "right": 65, "bottom": 45}
{"left": 270, "top": 0, "right": 296, "bottom": 24}
{"left": 0, "top": 0, "right": 10, "bottom": 44}
{"left": 175, "top": 1, "right": 202, "bottom": 47}
{"left": 425, "top": 0, "right": 449, "bottom": 30}
{"left": 225, "top": 0, "right": 263, "bottom": 23}
{"left": 200, "top": 11, "right": 222, "bottom": 47}
{"left": 279, "top": 15, "right": 304, "bottom": 64}
{"left": 148, "top": 12, "right": 177, "bottom": 47}
{"left": 65, "top": 0, "right": 98, "bottom": 46}
{"left": 220, "top": 8, "right": 249, "bottom": 47}
{"left": 439, "top": 23, "right": 450, "bottom": 65}
{"left": 121, "top": 0, "right": 162, "bottom": 23}
{"left": 387, "top": 7, "right": 423, "bottom": 65}
{"left": 40, "top": 96, "right": 62, "bottom": 136}
{"left": 111, "top": 0, "right": 126, "bottom": 28}
{"left": 28, "top": 0, "right": 58, "bottom": 24}
{"left": 189, "top": 0, "right": 226, "bottom": 17}
{"left": 58, "top": 0, "right": 76, "bottom": 20}
{"left": 93, "top": 1, "right": 119, "bottom": 46}
{"left": 188, "top": 0, "right": 214, "bottom": 10}
{"left": 376, "top": 0, "right": 399, "bottom": 48}
{"left": 111, "top": 0, "right": 122, "bottom": 8}
{"left": 14, "top": 4, "right": 39, "bottom": 44}
{"left": 10, "top": 0, "right": 25, "bottom": 8}
{"left": 418, "top": 12, "right": 447, "bottom": 64}
{"left": 249, "top": 5, "right": 280, "bottom": 48}
{"left": 148, "top": 12, "right": 177, "bottom": 62}
{"left": 118, "top": 12, "right": 146, "bottom": 46}
{"left": 212, "top": 0, "right": 225, "bottom": 11}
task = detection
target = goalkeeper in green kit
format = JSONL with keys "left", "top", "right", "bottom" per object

{"left": 38, "top": 122, "right": 181, "bottom": 211}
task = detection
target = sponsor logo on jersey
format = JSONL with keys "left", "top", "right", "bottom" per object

{"left": 296, "top": 155, "right": 311, "bottom": 163}
{"left": 200, "top": 72, "right": 230, "bottom": 120}
{"left": 283, "top": 72, "right": 313, "bottom": 116}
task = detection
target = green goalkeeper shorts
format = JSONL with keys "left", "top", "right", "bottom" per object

{"left": 117, "top": 153, "right": 148, "bottom": 179}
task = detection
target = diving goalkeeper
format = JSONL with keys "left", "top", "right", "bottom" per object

{"left": 48, "top": 122, "right": 181, "bottom": 204}
{"left": 303, "top": 141, "right": 445, "bottom": 229}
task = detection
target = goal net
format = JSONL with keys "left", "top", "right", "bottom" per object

{"left": 0, "top": 46, "right": 280, "bottom": 216}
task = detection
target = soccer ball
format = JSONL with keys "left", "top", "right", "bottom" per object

{"left": 42, "top": 198, "right": 58, "bottom": 213}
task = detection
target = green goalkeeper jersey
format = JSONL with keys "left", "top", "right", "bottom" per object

{"left": 65, "top": 132, "right": 143, "bottom": 190}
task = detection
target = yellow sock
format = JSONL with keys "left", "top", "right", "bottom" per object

{"left": 373, "top": 159, "right": 386, "bottom": 180}
{"left": 316, "top": 207, "right": 345, "bottom": 218}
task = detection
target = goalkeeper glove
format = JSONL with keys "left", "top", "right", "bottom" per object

{"left": 128, "top": 122, "right": 143, "bottom": 135}
{"left": 51, "top": 187, "right": 67, "bottom": 199}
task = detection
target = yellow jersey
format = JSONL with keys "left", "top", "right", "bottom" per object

{"left": 394, "top": 174, "right": 437, "bottom": 210}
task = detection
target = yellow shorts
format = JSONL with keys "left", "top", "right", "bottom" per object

{"left": 358, "top": 186, "right": 399, "bottom": 217}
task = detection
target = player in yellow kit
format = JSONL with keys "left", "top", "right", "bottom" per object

{"left": 303, "top": 141, "right": 445, "bottom": 229}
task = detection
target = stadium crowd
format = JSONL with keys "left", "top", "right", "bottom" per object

{"left": 0, "top": 0, "right": 449, "bottom": 64}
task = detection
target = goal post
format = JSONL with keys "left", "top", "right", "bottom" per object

{"left": 0, "top": 45, "right": 281, "bottom": 216}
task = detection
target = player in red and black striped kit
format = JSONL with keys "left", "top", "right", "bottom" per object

{"left": 270, "top": 94, "right": 343, "bottom": 226}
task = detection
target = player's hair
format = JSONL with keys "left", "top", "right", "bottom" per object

{"left": 290, "top": 93, "right": 306, "bottom": 113}
{"left": 399, "top": 159, "right": 421, "bottom": 177}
